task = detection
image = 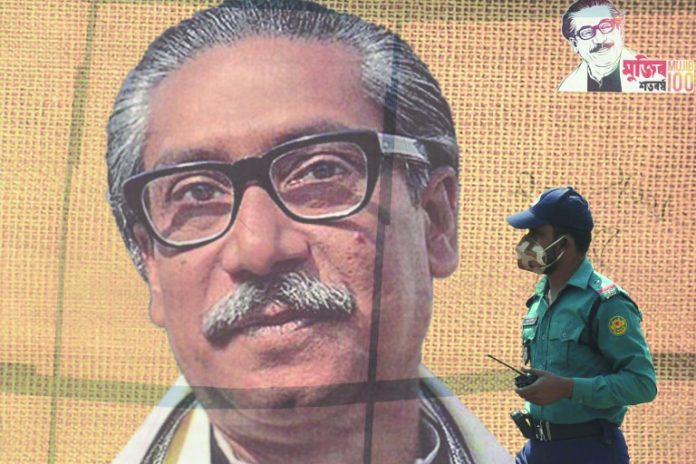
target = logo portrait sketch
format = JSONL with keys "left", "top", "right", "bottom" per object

{"left": 558, "top": 0, "right": 694, "bottom": 93}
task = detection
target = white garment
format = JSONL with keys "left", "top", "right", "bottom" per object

{"left": 113, "top": 366, "right": 513, "bottom": 464}
{"left": 211, "top": 407, "right": 443, "bottom": 464}
{"left": 558, "top": 48, "right": 645, "bottom": 92}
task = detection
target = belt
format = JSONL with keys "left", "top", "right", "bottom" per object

{"left": 531, "top": 419, "right": 615, "bottom": 442}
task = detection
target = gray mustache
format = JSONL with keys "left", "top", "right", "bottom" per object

{"left": 201, "top": 271, "right": 354, "bottom": 343}
{"left": 591, "top": 41, "right": 614, "bottom": 53}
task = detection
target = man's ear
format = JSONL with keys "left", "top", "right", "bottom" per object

{"left": 133, "top": 224, "right": 166, "bottom": 327}
{"left": 561, "top": 234, "right": 576, "bottom": 255}
{"left": 569, "top": 38, "right": 579, "bottom": 54}
{"left": 421, "top": 166, "right": 459, "bottom": 278}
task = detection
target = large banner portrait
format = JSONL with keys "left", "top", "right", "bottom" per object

{"left": 0, "top": 1, "right": 693, "bottom": 463}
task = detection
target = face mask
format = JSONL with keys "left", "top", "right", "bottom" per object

{"left": 515, "top": 234, "right": 567, "bottom": 274}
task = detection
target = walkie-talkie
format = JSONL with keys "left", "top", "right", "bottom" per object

{"left": 486, "top": 354, "right": 538, "bottom": 388}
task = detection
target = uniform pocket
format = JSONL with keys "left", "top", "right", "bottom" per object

{"left": 548, "top": 322, "right": 583, "bottom": 371}
{"left": 550, "top": 322, "right": 583, "bottom": 342}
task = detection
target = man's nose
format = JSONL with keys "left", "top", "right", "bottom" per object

{"left": 593, "top": 30, "right": 607, "bottom": 43}
{"left": 218, "top": 186, "right": 310, "bottom": 277}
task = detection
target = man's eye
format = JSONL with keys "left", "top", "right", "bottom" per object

{"left": 286, "top": 158, "right": 351, "bottom": 185}
{"left": 598, "top": 20, "right": 613, "bottom": 31}
{"left": 308, "top": 162, "right": 346, "bottom": 180}
{"left": 171, "top": 182, "right": 226, "bottom": 202}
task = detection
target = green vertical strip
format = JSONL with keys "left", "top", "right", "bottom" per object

{"left": 47, "top": 2, "right": 100, "bottom": 463}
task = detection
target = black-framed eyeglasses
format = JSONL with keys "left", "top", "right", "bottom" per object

{"left": 575, "top": 17, "right": 622, "bottom": 40}
{"left": 124, "top": 130, "right": 437, "bottom": 249}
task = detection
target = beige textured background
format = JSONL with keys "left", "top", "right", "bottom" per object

{"left": 0, "top": 1, "right": 694, "bottom": 462}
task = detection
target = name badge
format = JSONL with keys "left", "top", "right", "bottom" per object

{"left": 522, "top": 316, "right": 537, "bottom": 326}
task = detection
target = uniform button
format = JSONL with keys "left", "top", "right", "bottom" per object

{"left": 562, "top": 331, "right": 567, "bottom": 337}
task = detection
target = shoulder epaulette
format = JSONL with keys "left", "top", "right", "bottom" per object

{"left": 597, "top": 283, "right": 620, "bottom": 301}
{"left": 589, "top": 272, "right": 626, "bottom": 301}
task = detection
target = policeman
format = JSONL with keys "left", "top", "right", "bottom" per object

{"left": 507, "top": 186, "right": 657, "bottom": 464}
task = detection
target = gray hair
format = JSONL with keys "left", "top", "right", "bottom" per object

{"left": 106, "top": 0, "right": 459, "bottom": 278}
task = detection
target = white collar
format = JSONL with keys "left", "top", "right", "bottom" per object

{"left": 211, "top": 406, "right": 443, "bottom": 464}
{"left": 113, "top": 366, "right": 513, "bottom": 463}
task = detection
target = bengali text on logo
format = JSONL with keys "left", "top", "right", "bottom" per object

{"left": 622, "top": 55, "right": 695, "bottom": 93}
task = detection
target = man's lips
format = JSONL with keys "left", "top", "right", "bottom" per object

{"left": 227, "top": 304, "right": 338, "bottom": 337}
{"left": 233, "top": 307, "right": 308, "bottom": 331}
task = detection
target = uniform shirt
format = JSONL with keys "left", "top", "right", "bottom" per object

{"left": 521, "top": 258, "right": 657, "bottom": 425}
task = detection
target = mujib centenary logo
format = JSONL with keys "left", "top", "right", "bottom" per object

{"left": 558, "top": 0, "right": 694, "bottom": 93}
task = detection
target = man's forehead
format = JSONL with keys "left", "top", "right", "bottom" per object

{"left": 150, "top": 121, "right": 355, "bottom": 169}
{"left": 571, "top": 5, "right": 614, "bottom": 27}
{"left": 148, "top": 36, "right": 365, "bottom": 108}
{"left": 143, "top": 36, "right": 383, "bottom": 169}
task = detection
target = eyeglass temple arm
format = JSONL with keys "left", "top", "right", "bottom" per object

{"left": 377, "top": 133, "right": 430, "bottom": 166}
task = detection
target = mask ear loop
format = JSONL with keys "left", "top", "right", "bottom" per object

{"left": 540, "top": 235, "right": 568, "bottom": 269}
{"left": 542, "top": 234, "right": 567, "bottom": 253}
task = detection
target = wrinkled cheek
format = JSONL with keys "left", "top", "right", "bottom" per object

{"left": 383, "top": 220, "right": 432, "bottom": 336}
{"left": 166, "top": 328, "right": 220, "bottom": 390}
{"left": 156, "top": 249, "right": 217, "bottom": 324}
{"left": 353, "top": 230, "right": 368, "bottom": 245}
{"left": 335, "top": 231, "right": 377, "bottom": 296}
{"left": 164, "top": 325, "right": 198, "bottom": 379}
{"left": 156, "top": 274, "right": 212, "bottom": 381}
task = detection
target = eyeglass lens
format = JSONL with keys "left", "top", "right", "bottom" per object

{"left": 141, "top": 141, "right": 370, "bottom": 244}
{"left": 577, "top": 19, "right": 616, "bottom": 40}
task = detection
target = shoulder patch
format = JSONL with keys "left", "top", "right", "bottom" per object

{"left": 608, "top": 315, "right": 628, "bottom": 336}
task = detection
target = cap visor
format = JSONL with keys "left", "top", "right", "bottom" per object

{"left": 506, "top": 210, "right": 546, "bottom": 229}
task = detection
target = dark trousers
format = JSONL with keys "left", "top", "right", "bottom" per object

{"left": 515, "top": 426, "right": 629, "bottom": 464}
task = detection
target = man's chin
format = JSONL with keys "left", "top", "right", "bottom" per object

{"left": 589, "top": 50, "right": 621, "bottom": 69}
{"left": 186, "top": 338, "right": 369, "bottom": 411}
{"left": 193, "top": 377, "right": 365, "bottom": 411}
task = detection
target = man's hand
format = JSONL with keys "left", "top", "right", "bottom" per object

{"left": 515, "top": 367, "right": 574, "bottom": 406}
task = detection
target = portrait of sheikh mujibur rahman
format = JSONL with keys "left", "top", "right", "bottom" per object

{"left": 558, "top": 0, "right": 647, "bottom": 92}
{"left": 105, "top": 1, "right": 512, "bottom": 463}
